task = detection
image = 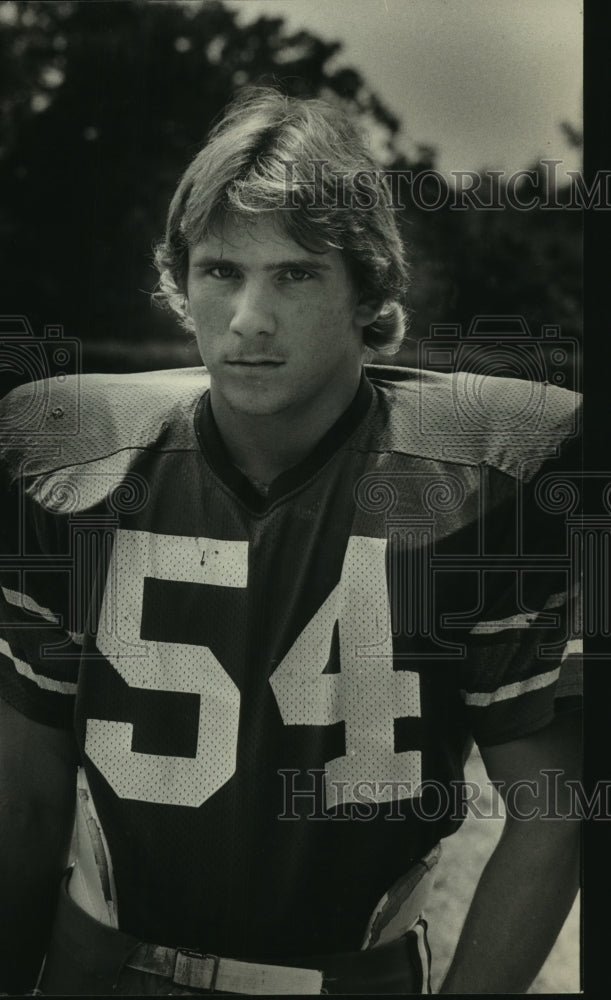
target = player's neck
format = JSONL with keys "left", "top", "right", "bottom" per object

{"left": 209, "top": 374, "right": 363, "bottom": 487}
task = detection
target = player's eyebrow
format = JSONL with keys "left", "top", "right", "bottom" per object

{"left": 265, "top": 258, "right": 332, "bottom": 273}
{"left": 189, "top": 254, "right": 333, "bottom": 273}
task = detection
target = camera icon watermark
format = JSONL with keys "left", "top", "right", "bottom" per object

{"left": 417, "top": 315, "right": 580, "bottom": 436}
{"left": 0, "top": 315, "right": 81, "bottom": 435}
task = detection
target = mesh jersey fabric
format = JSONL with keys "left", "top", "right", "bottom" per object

{"left": 0, "top": 364, "right": 582, "bottom": 959}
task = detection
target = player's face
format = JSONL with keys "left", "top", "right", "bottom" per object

{"left": 186, "top": 213, "right": 378, "bottom": 421}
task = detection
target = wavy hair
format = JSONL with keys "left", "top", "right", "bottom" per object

{"left": 154, "top": 87, "right": 409, "bottom": 354}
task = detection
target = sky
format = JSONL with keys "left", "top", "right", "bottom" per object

{"left": 226, "top": 0, "right": 583, "bottom": 179}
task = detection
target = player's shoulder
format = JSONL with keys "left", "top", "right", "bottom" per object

{"left": 0, "top": 366, "right": 210, "bottom": 480}
{"left": 365, "top": 364, "right": 581, "bottom": 478}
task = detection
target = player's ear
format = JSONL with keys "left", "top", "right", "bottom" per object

{"left": 354, "top": 298, "right": 383, "bottom": 329}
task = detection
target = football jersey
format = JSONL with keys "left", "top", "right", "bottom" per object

{"left": 0, "top": 365, "right": 582, "bottom": 959}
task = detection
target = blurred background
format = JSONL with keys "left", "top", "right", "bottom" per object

{"left": 0, "top": 0, "right": 581, "bottom": 387}
{"left": 0, "top": 1, "right": 583, "bottom": 991}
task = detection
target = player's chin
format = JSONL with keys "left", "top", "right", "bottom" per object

{"left": 219, "top": 382, "right": 294, "bottom": 418}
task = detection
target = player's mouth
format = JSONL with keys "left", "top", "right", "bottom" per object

{"left": 225, "top": 359, "right": 285, "bottom": 367}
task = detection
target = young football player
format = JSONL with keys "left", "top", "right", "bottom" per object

{"left": 0, "top": 87, "right": 581, "bottom": 995}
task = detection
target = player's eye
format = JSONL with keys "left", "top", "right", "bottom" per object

{"left": 207, "top": 265, "right": 238, "bottom": 280}
{"left": 281, "top": 268, "right": 313, "bottom": 282}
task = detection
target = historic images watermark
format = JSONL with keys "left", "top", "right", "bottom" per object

{"left": 277, "top": 768, "right": 609, "bottom": 823}
{"left": 0, "top": 315, "right": 81, "bottom": 430}
{"left": 279, "top": 158, "right": 606, "bottom": 212}
{"left": 417, "top": 315, "right": 578, "bottom": 395}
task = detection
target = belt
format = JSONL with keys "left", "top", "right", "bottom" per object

{"left": 123, "top": 929, "right": 427, "bottom": 995}
{"left": 126, "top": 944, "right": 324, "bottom": 995}
{"left": 122, "top": 847, "right": 440, "bottom": 993}
{"left": 41, "top": 871, "right": 428, "bottom": 995}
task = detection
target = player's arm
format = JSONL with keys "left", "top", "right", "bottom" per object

{"left": 438, "top": 710, "right": 581, "bottom": 994}
{"left": 0, "top": 698, "right": 78, "bottom": 994}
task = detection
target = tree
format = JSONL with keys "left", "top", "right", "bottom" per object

{"left": 395, "top": 159, "right": 581, "bottom": 391}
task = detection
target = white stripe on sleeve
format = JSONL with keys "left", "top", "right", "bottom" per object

{"left": 461, "top": 667, "right": 560, "bottom": 707}
{"left": 0, "top": 637, "right": 77, "bottom": 695}
{"left": 469, "top": 590, "right": 572, "bottom": 635}
{"left": 1, "top": 586, "right": 60, "bottom": 624}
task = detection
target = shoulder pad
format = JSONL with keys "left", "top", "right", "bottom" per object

{"left": 0, "top": 367, "right": 210, "bottom": 480}
{"left": 367, "top": 365, "right": 581, "bottom": 478}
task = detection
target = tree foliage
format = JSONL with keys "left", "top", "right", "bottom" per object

{"left": 398, "top": 168, "right": 581, "bottom": 377}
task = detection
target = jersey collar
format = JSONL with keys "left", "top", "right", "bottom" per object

{"left": 194, "top": 371, "right": 373, "bottom": 513}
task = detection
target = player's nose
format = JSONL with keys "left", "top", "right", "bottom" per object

{"left": 229, "top": 279, "right": 277, "bottom": 338}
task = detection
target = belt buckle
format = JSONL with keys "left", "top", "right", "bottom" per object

{"left": 174, "top": 948, "right": 219, "bottom": 991}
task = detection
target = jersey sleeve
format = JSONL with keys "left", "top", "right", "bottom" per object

{"left": 0, "top": 392, "right": 80, "bottom": 729}
{"left": 0, "top": 579, "right": 80, "bottom": 729}
{"left": 457, "top": 410, "right": 582, "bottom": 747}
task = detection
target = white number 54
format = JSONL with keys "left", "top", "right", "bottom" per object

{"left": 87, "top": 530, "right": 421, "bottom": 807}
